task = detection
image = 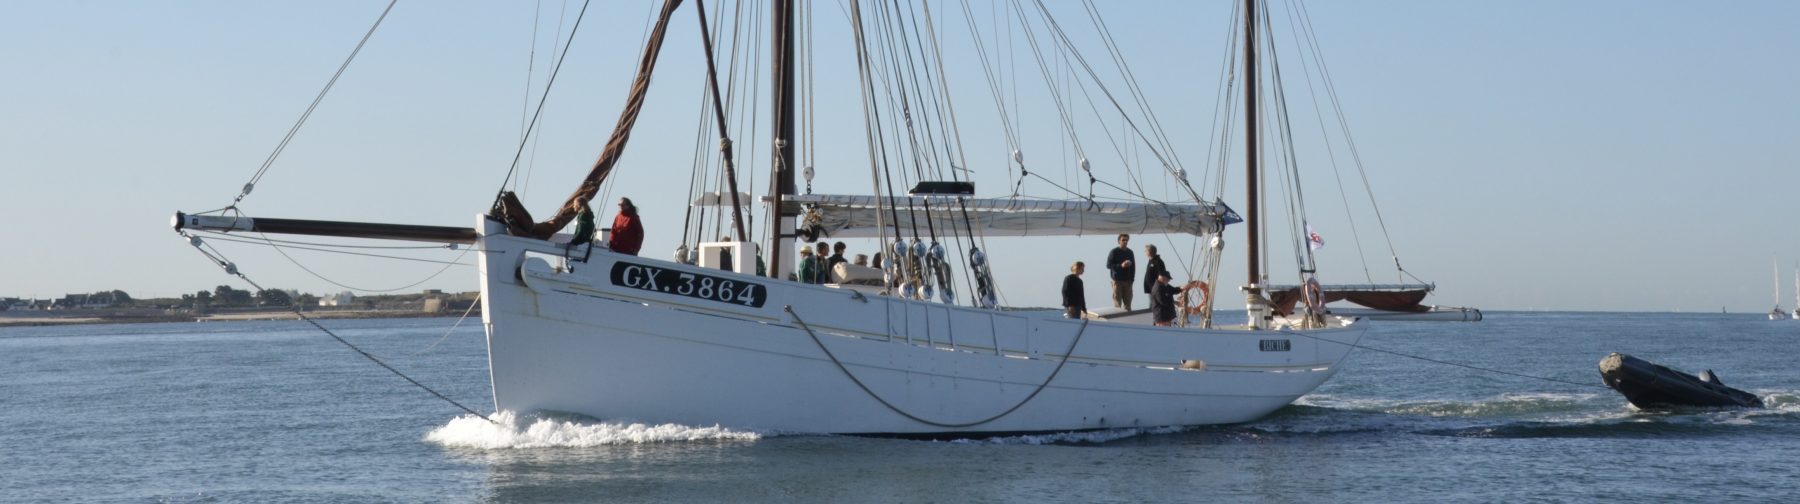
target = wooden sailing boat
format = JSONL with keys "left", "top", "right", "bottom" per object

{"left": 173, "top": 0, "right": 1368, "bottom": 434}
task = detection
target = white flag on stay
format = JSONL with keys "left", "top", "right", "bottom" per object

{"left": 1306, "top": 224, "right": 1325, "bottom": 251}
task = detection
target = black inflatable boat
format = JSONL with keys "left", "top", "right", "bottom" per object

{"left": 1598, "top": 353, "right": 1763, "bottom": 409}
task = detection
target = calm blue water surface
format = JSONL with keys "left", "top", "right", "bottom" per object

{"left": 3, "top": 312, "right": 1796, "bottom": 503}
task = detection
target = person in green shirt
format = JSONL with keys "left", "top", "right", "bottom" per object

{"left": 567, "top": 196, "right": 596, "bottom": 259}
{"left": 798, "top": 247, "right": 819, "bottom": 284}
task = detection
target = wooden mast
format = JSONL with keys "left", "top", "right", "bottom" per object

{"left": 1243, "top": 0, "right": 1261, "bottom": 289}
{"left": 769, "top": 0, "right": 797, "bottom": 278}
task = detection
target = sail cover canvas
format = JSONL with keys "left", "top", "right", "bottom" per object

{"left": 776, "top": 194, "right": 1240, "bottom": 238}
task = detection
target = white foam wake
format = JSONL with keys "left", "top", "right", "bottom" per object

{"left": 424, "top": 411, "right": 762, "bottom": 449}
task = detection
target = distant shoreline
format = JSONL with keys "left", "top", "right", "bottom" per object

{"left": 0, "top": 309, "right": 472, "bottom": 327}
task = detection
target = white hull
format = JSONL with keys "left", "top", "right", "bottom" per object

{"left": 477, "top": 218, "right": 1364, "bottom": 434}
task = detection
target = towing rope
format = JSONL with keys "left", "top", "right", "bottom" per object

{"left": 786, "top": 305, "right": 1087, "bottom": 428}
{"left": 1283, "top": 324, "right": 1606, "bottom": 390}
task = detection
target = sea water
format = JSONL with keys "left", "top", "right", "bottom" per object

{"left": 3, "top": 313, "right": 1796, "bottom": 502}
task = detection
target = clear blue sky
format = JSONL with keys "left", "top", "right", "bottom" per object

{"left": 3, "top": 1, "right": 1796, "bottom": 312}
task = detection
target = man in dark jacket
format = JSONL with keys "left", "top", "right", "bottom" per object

{"left": 827, "top": 242, "right": 849, "bottom": 271}
{"left": 1149, "top": 271, "right": 1179, "bottom": 326}
{"left": 1142, "top": 244, "right": 1167, "bottom": 295}
{"left": 1062, "top": 261, "right": 1087, "bottom": 319}
{"left": 1106, "top": 234, "right": 1135, "bottom": 310}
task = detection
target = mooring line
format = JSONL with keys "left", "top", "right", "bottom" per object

{"left": 786, "top": 305, "right": 1088, "bottom": 428}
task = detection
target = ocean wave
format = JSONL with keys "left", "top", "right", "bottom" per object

{"left": 1276, "top": 389, "right": 1800, "bottom": 439}
{"left": 1751, "top": 390, "right": 1800, "bottom": 412}
{"left": 1299, "top": 392, "right": 1605, "bottom": 418}
{"left": 944, "top": 425, "right": 1190, "bottom": 445}
{"left": 424, "top": 411, "right": 762, "bottom": 449}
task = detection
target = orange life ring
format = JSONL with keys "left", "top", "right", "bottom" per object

{"left": 1179, "top": 280, "right": 1210, "bottom": 317}
{"left": 1302, "top": 278, "right": 1325, "bottom": 314}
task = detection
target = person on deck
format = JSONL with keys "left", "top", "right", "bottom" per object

{"left": 815, "top": 242, "right": 833, "bottom": 284}
{"left": 1142, "top": 244, "right": 1167, "bottom": 296}
{"left": 853, "top": 254, "right": 869, "bottom": 267}
{"left": 1106, "top": 234, "right": 1136, "bottom": 310}
{"left": 568, "top": 197, "right": 596, "bottom": 248}
{"left": 827, "top": 242, "right": 849, "bottom": 272}
{"left": 754, "top": 244, "right": 766, "bottom": 276}
{"left": 1063, "top": 261, "right": 1087, "bottom": 319}
{"left": 606, "top": 197, "right": 644, "bottom": 256}
{"left": 797, "top": 247, "right": 819, "bottom": 283}
{"left": 1150, "top": 271, "right": 1178, "bottom": 327}
{"left": 718, "top": 236, "right": 735, "bottom": 271}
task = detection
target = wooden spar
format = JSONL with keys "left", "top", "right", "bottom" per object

{"left": 692, "top": 0, "right": 749, "bottom": 243}
{"left": 1243, "top": 0, "right": 1261, "bottom": 289}
{"left": 769, "top": 0, "right": 797, "bottom": 278}
{"left": 172, "top": 212, "right": 476, "bottom": 244}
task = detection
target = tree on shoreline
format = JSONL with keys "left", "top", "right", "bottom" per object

{"left": 256, "top": 289, "right": 292, "bottom": 307}
{"left": 213, "top": 285, "right": 252, "bottom": 307}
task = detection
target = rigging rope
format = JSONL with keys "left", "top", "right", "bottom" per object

{"left": 226, "top": 0, "right": 398, "bottom": 211}
{"left": 787, "top": 305, "right": 1090, "bottom": 428}
{"left": 193, "top": 233, "right": 471, "bottom": 265}
{"left": 1278, "top": 0, "right": 1373, "bottom": 283}
{"left": 495, "top": 0, "right": 596, "bottom": 192}
{"left": 1079, "top": 0, "right": 1188, "bottom": 181}
{"left": 191, "top": 213, "right": 472, "bottom": 293}
{"left": 1025, "top": 0, "right": 1201, "bottom": 204}
{"left": 407, "top": 293, "right": 483, "bottom": 357}
{"left": 918, "top": 0, "right": 991, "bottom": 307}
{"left": 177, "top": 232, "right": 496, "bottom": 423}
{"left": 262, "top": 236, "right": 470, "bottom": 293}
{"left": 1297, "top": 0, "right": 1422, "bottom": 286}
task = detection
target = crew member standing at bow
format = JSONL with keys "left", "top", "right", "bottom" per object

{"left": 607, "top": 197, "right": 644, "bottom": 256}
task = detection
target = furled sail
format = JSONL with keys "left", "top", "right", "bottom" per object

{"left": 772, "top": 194, "right": 1240, "bottom": 238}
{"left": 494, "top": 0, "right": 685, "bottom": 238}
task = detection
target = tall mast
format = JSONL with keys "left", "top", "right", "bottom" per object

{"left": 769, "top": 0, "right": 798, "bottom": 278}
{"left": 1242, "top": 0, "right": 1261, "bottom": 287}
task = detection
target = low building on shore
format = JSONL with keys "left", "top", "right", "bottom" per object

{"left": 318, "top": 291, "right": 354, "bottom": 307}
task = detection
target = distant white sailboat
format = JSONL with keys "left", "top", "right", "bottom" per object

{"left": 1770, "top": 258, "right": 1787, "bottom": 320}
{"left": 1792, "top": 265, "right": 1798, "bottom": 320}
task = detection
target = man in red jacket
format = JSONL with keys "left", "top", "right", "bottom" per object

{"left": 607, "top": 197, "right": 644, "bottom": 256}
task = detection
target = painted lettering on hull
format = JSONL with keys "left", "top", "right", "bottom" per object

{"left": 610, "top": 261, "right": 768, "bottom": 308}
